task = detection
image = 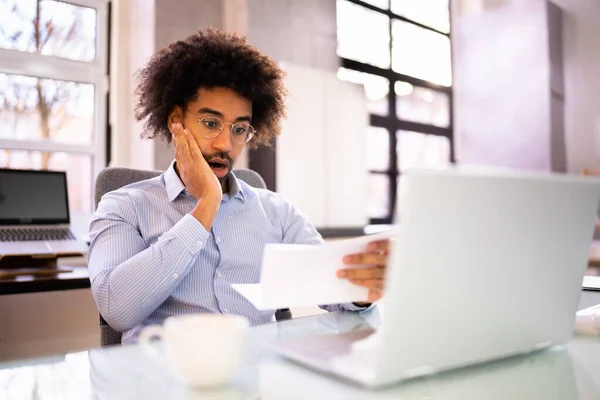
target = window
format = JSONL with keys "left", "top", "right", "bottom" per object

{"left": 337, "top": 0, "right": 453, "bottom": 224}
{"left": 0, "top": 0, "right": 109, "bottom": 213}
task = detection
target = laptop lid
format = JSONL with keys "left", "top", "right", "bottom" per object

{"left": 0, "top": 169, "right": 70, "bottom": 226}
{"left": 375, "top": 167, "right": 600, "bottom": 386}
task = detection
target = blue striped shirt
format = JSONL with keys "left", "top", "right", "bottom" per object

{"left": 88, "top": 162, "right": 367, "bottom": 344}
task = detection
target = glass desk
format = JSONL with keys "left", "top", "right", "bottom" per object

{"left": 1, "top": 309, "right": 599, "bottom": 399}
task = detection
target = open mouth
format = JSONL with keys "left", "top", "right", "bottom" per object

{"left": 208, "top": 161, "right": 228, "bottom": 169}
{"left": 207, "top": 158, "right": 230, "bottom": 177}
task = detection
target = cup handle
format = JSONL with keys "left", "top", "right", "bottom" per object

{"left": 139, "top": 325, "right": 167, "bottom": 363}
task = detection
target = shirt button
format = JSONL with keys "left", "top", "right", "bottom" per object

{"left": 173, "top": 273, "right": 179, "bottom": 279}
{"left": 197, "top": 241, "right": 202, "bottom": 246}
{"left": 216, "top": 237, "right": 221, "bottom": 243}
{"left": 223, "top": 309, "right": 229, "bottom": 313}
{"left": 217, "top": 273, "right": 223, "bottom": 278}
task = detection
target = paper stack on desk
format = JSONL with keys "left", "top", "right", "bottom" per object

{"left": 232, "top": 230, "right": 398, "bottom": 309}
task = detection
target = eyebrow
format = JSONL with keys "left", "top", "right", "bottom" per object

{"left": 197, "top": 107, "right": 252, "bottom": 123}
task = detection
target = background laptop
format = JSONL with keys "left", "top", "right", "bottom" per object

{"left": 0, "top": 168, "right": 87, "bottom": 258}
{"left": 271, "top": 167, "right": 600, "bottom": 387}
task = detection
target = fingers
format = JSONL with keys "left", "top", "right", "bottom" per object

{"left": 337, "top": 266, "right": 384, "bottom": 279}
{"left": 184, "top": 127, "right": 203, "bottom": 161}
{"left": 173, "top": 123, "right": 204, "bottom": 166}
{"left": 343, "top": 252, "right": 387, "bottom": 266}
{"left": 367, "top": 239, "right": 390, "bottom": 254}
{"left": 173, "top": 124, "right": 184, "bottom": 162}
{"left": 177, "top": 125, "right": 192, "bottom": 161}
{"left": 348, "top": 278, "right": 384, "bottom": 291}
{"left": 339, "top": 268, "right": 385, "bottom": 290}
{"left": 368, "top": 289, "right": 383, "bottom": 302}
{"left": 338, "top": 240, "right": 390, "bottom": 302}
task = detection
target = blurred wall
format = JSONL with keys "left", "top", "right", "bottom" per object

{"left": 451, "top": 0, "right": 555, "bottom": 171}
{"left": 246, "top": 0, "right": 338, "bottom": 73}
{"left": 452, "top": 0, "right": 600, "bottom": 173}
{"left": 109, "top": 0, "right": 156, "bottom": 171}
{"left": 560, "top": 3, "right": 600, "bottom": 172}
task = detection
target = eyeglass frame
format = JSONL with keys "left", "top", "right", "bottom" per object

{"left": 183, "top": 107, "right": 256, "bottom": 144}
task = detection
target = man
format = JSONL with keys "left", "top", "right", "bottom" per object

{"left": 89, "top": 29, "right": 389, "bottom": 344}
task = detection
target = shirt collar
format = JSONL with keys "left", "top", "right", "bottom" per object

{"left": 225, "top": 171, "right": 246, "bottom": 202}
{"left": 164, "top": 160, "right": 245, "bottom": 203}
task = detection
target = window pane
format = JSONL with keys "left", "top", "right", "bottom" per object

{"left": 0, "top": 0, "right": 97, "bottom": 62}
{"left": 360, "top": 0, "right": 389, "bottom": 9}
{"left": 337, "top": 0, "right": 391, "bottom": 69}
{"left": 368, "top": 174, "right": 390, "bottom": 218}
{"left": 0, "top": 73, "right": 95, "bottom": 145}
{"left": 397, "top": 131, "right": 451, "bottom": 171}
{"left": 366, "top": 127, "right": 390, "bottom": 171}
{"left": 391, "top": 20, "right": 452, "bottom": 86}
{"left": 0, "top": 150, "right": 93, "bottom": 212}
{"left": 395, "top": 82, "right": 450, "bottom": 127}
{"left": 390, "top": 0, "right": 450, "bottom": 33}
{"left": 338, "top": 68, "right": 389, "bottom": 116}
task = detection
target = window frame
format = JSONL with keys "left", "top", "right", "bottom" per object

{"left": 338, "top": 0, "right": 454, "bottom": 225}
{"left": 0, "top": 0, "right": 110, "bottom": 211}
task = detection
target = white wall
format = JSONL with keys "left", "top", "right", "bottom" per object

{"left": 452, "top": 0, "right": 553, "bottom": 171}
{"left": 109, "top": 0, "right": 156, "bottom": 170}
{"left": 277, "top": 63, "right": 368, "bottom": 228}
{"left": 247, "top": 0, "right": 338, "bottom": 73}
{"left": 560, "top": 5, "right": 600, "bottom": 173}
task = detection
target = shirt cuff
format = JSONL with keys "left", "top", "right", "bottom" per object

{"left": 343, "top": 302, "right": 377, "bottom": 313}
{"left": 165, "top": 214, "right": 210, "bottom": 255}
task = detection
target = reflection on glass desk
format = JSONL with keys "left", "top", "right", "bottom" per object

{"left": 1, "top": 310, "right": 600, "bottom": 399}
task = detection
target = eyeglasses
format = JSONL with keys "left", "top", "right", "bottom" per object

{"left": 184, "top": 108, "right": 255, "bottom": 144}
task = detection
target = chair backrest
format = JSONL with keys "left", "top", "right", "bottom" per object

{"left": 94, "top": 166, "right": 289, "bottom": 346}
{"left": 94, "top": 168, "right": 163, "bottom": 208}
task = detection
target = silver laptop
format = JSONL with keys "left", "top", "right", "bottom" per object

{"left": 0, "top": 168, "right": 87, "bottom": 259}
{"left": 271, "top": 167, "right": 600, "bottom": 387}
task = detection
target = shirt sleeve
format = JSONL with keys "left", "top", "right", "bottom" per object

{"left": 272, "top": 193, "right": 376, "bottom": 314}
{"left": 275, "top": 194, "right": 324, "bottom": 246}
{"left": 88, "top": 190, "right": 209, "bottom": 332}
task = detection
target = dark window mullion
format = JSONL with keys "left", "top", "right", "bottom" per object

{"left": 371, "top": 115, "right": 452, "bottom": 137}
{"left": 387, "top": 15, "right": 398, "bottom": 225}
{"left": 344, "top": 0, "right": 450, "bottom": 36}
{"left": 341, "top": 58, "right": 452, "bottom": 93}
{"left": 341, "top": 0, "right": 453, "bottom": 225}
{"left": 368, "top": 114, "right": 389, "bottom": 129}
{"left": 396, "top": 120, "right": 452, "bottom": 137}
{"left": 449, "top": 91, "right": 456, "bottom": 162}
{"left": 448, "top": 0, "right": 456, "bottom": 163}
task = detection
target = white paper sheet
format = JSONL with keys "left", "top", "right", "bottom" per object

{"left": 232, "top": 230, "right": 398, "bottom": 309}
{"left": 583, "top": 275, "right": 600, "bottom": 290}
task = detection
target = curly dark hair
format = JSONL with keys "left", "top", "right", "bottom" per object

{"left": 134, "top": 28, "right": 287, "bottom": 148}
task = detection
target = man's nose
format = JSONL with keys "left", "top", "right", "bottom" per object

{"left": 213, "top": 127, "right": 233, "bottom": 152}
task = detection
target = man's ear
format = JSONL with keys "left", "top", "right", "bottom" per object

{"left": 168, "top": 106, "right": 184, "bottom": 135}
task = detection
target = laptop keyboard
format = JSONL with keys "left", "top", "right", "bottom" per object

{"left": 0, "top": 228, "right": 75, "bottom": 242}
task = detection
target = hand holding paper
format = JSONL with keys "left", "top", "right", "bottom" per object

{"left": 338, "top": 237, "right": 391, "bottom": 303}
{"left": 232, "top": 230, "right": 397, "bottom": 310}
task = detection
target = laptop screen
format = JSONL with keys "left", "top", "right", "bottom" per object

{"left": 0, "top": 169, "right": 70, "bottom": 225}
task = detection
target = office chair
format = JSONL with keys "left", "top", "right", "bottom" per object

{"left": 94, "top": 166, "right": 292, "bottom": 346}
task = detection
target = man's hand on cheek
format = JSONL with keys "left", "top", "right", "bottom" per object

{"left": 337, "top": 239, "right": 390, "bottom": 304}
{"left": 172, "top": 122, "right": 222, "bottom": 202}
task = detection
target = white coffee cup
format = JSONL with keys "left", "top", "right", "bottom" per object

{"left": 139, "top": 314, "right": 249, "bottom": 387}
